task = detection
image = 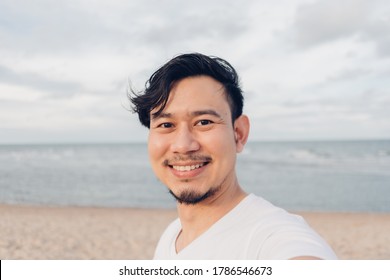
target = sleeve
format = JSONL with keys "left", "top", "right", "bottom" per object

{"left": 257, "top": 214, "right": 338, "bottom": 260}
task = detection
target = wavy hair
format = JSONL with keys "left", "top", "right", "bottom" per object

{"left": 130, "top": 53, "right": 244, "bottom": 128}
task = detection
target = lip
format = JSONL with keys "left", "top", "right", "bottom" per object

{"left": 168, "top": 162, "right": 209, "bottom": 179}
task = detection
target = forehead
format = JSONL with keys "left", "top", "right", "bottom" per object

{"left": 152, "top": 76, "right": 230, "bottom": 116}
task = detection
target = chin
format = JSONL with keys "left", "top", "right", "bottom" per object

{"left": 168, "top": 185, "right": 221, "bottom": 205}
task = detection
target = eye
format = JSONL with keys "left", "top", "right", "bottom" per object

{"left": 196, "top": 119, "right": 213, "bottom": 126}
{"left": 157, "top": 122, "right": 174, "bottom": 128}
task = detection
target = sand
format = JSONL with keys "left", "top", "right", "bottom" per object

{"left": 1, "top": 204, "right": 389, "bottom": 259}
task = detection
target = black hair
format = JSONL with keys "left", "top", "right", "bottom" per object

{"left": 130, "top": 53, "right": 244, "bottom": 128}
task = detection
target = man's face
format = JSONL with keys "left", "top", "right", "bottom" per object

{"left": 148, "top": 75, "right": 245, "bottom": 204}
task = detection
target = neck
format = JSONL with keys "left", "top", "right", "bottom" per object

{"left": 175, "top": 180, "right": 247, "bottom": 252}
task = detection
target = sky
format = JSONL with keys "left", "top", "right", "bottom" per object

{"left": 0, "top": 0, "right": 389, "bottom": 144}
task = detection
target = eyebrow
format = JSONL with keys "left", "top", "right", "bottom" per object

{"left": 191, "top": 110, "right": 222, "bottom": 118}
{"left": 151, "top": 112, "right": 172, "bottom": 120}
{"left": 151, "top": 109, "right": 222, "bottom": 120}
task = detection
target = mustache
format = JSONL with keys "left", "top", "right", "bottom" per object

{"left": 163, "top": 155, "right": 212, "bottom": 166}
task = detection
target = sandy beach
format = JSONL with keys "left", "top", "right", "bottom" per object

{"left": 1, "top": 204, "right": 389, "bottom": 260}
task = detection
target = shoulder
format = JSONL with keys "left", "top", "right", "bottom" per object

{"left": 242, "top": 194, "right": 338, "bottom": 259}
{"left": 243, "top": 194, "right": 310, "bottom": 226}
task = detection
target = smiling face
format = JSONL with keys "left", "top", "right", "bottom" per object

{"left": 148, "top": 75, "right": 249, "bottom": 205}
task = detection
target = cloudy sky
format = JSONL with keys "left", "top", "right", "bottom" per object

{"left": 1, "top": 0, "right": 389, "bottom": 144}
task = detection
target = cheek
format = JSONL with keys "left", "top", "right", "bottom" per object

{"left": 148, "top": 133, "right": 167, "bottom": 161}
{"left": 202, "top": 129, "right": 236, "bottom": 155}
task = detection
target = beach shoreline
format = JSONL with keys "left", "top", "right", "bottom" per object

{"left": 1, "top": 204, "right": 389, "bottom": 260}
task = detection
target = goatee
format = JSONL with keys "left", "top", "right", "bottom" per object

{"left": 169, "top": 186, "right": 220, "bottom": 205}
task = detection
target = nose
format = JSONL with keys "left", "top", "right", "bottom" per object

{"left": 170, "top": 125, "right": 200, "bottom": 154}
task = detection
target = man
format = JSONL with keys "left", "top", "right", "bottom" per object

{"left": 130, "top": 53, "right": 337, "bottom": 259}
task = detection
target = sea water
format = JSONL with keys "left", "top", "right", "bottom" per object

{"left": 0, "top": 140, "right": 389, "bottom": 212}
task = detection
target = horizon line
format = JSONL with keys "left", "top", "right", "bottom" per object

{"left": 1, "top": 138, "right": 389, "bottom": 146}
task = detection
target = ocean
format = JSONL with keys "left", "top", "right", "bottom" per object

{"left": 0, "top": 140, "right": 389, "bottom": 212}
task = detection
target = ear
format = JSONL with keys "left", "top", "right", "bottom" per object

{"left": 233, "top": 114, "right": 250, "bottom": 153}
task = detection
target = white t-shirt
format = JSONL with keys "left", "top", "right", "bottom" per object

{"left": 154, "top": 194, "right": 337, "bottom": 259}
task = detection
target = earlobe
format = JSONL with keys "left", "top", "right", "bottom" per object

{"left": 234, "top": 115, "right": 250, "bottom": 153}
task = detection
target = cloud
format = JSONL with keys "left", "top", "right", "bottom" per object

{"left": 0, "top": 0, "right": 389, "bottom": 143}
{"left": 326, "top": 68, "right": 372, "bottom": 82}
{"left": 0, "top": 64, "right": 83, "bottom": 98}
{"left": 361, "top": 18, "right": 390, "bottom": 56}
{"left": 138, "top": 2, "right": 251, "bottom": 49}
{"left": 0, "top": 0, "right": 127, "bottom": 54}
{"left": 287, "top": 0, "right": 390, "bottom": 56}
{"left": 0, "top": 0, "right": 253, "bottom": 58}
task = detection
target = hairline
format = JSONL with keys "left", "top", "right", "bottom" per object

{"left": 150, "top": 75, "right": 237, "bottom": 125}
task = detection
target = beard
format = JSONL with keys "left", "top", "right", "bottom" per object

{"left": 169, "top": 185, "right": 221, "bottom": 205}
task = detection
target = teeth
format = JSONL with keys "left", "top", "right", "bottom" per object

{"left": 172, "top": 163, "right": 204, "bottom": 171}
